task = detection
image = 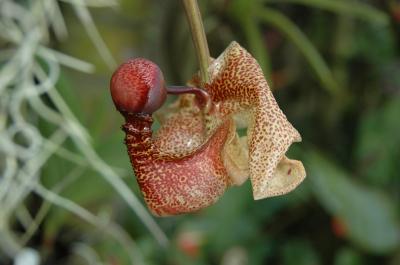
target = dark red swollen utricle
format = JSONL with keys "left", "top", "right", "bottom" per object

{"left": 110, "top": 58, "right": 167, "bottom": 114}
{"left": 110, "top": 57, "right": 231, "bottom": 216}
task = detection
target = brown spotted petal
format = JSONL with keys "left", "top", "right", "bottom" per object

{"left": 124, "top": 115, "right": 235, "bottom": 216}
{"left": 190, "top": 41, "right": 306, "bottom": 200}
{"left": 154, "top": 95, "right": 248, "bottom": 186}
{"left": 154, "top": 95, "right": 206, "bottom": 156}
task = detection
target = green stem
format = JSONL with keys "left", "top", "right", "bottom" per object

{"left": 181, "top": 0, "right": 210, "bottom": 86}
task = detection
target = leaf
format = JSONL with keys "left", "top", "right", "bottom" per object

{"left": 334, "top": 247, "right": 363, "bottom": 265}
{"left": 43, "top": 166, "right": 114, "bottom": 240}
{"left": 281, "top": 239, "right": 320, "bottom": 265}
{"left": 356, "top": 97, "right": 400, "bottom": 186}
{"left": 350, "top": 23, "right": 396, "bottom": 65}
{"left": 306, "top": 150, "right": 400, "bottom": 254}
{"left": 202, "top": 182, "right": 256, "bottom": 254}
{"left": 257, "top": 7, "right": 342, "bottom": 97}
{"left": 265, "top": 0, "right": 389, "bottom": 26}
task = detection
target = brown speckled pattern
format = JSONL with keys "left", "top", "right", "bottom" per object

{"left": 158, "top": 42, "right": 305, "bottom": 200}
{"left": 194, "top": 42, "right": 305, "bottom": 199}
{"left": 123, "top": 113, "right": 233, "bottom": 216}
{"left": 153, "top": 95, "right": 206, "bottom": 156}
{"left": 118, "top": 42, "right": 305, "bottom": 216}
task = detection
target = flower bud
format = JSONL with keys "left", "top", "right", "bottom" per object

{"left": 110, "top": 58, "right": 167, "bottom": 114}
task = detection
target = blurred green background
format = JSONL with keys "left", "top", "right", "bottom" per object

{"left": 1, "top": 0, "right": 400, "bottom": 264}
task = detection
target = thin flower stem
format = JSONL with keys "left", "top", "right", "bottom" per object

{"left": 181, "top": 0, "right": 210, "bottom": 86}
{"left": 166, "top": 85, "right": 211, "bottom": 112}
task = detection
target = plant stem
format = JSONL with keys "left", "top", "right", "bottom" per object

{"left": 181, "top": 0, "right": 210, "bottom": 86}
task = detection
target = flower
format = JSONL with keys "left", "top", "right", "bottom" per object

{"left": 111, "top": 42, "right": 305, "bottom": 216}
{"left": 155, "top": 41, "right": 305, "bottom": 201}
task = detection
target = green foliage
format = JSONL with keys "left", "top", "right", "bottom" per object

{"left": 281, "top": 239, "right": 320, "bottom": 265}
{"left": 334, "top": 247, "right": 364, "bottom": 265}
{"left": 356, "top": 98, "right": 400, "bottom": 187}
{"left": 307, "top": 150, "right": 400, "bottom": 254}
{"left": 266, "top": 0, "right": 389, "bottom": 25}
{"left": 257, "top": 7, "right": 342, "bottom": 96}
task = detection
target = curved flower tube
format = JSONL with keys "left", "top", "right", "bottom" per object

{"left": 123, "top": 113, "right": 234, "bottom": 216}
{"left": 110, "top": 58, "right": 235, "bottom": 216}
{"left": 110, "top": 42, "right": 306, "bottom": 216}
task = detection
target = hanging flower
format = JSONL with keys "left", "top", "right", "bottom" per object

{"left": 110, "top": 42, "right": 305, "bottom": 216}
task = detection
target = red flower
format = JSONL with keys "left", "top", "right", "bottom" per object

{"left": 110, "top": 42, "right": 305, "bottom": 216}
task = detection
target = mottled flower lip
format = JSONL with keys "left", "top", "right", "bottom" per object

{"left": 159, "top": 41, "right": 306, "bottom": 200}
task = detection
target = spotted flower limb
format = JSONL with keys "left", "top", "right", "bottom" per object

{"left": 157, "top": 41, "right": 305, "bottom": 200}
